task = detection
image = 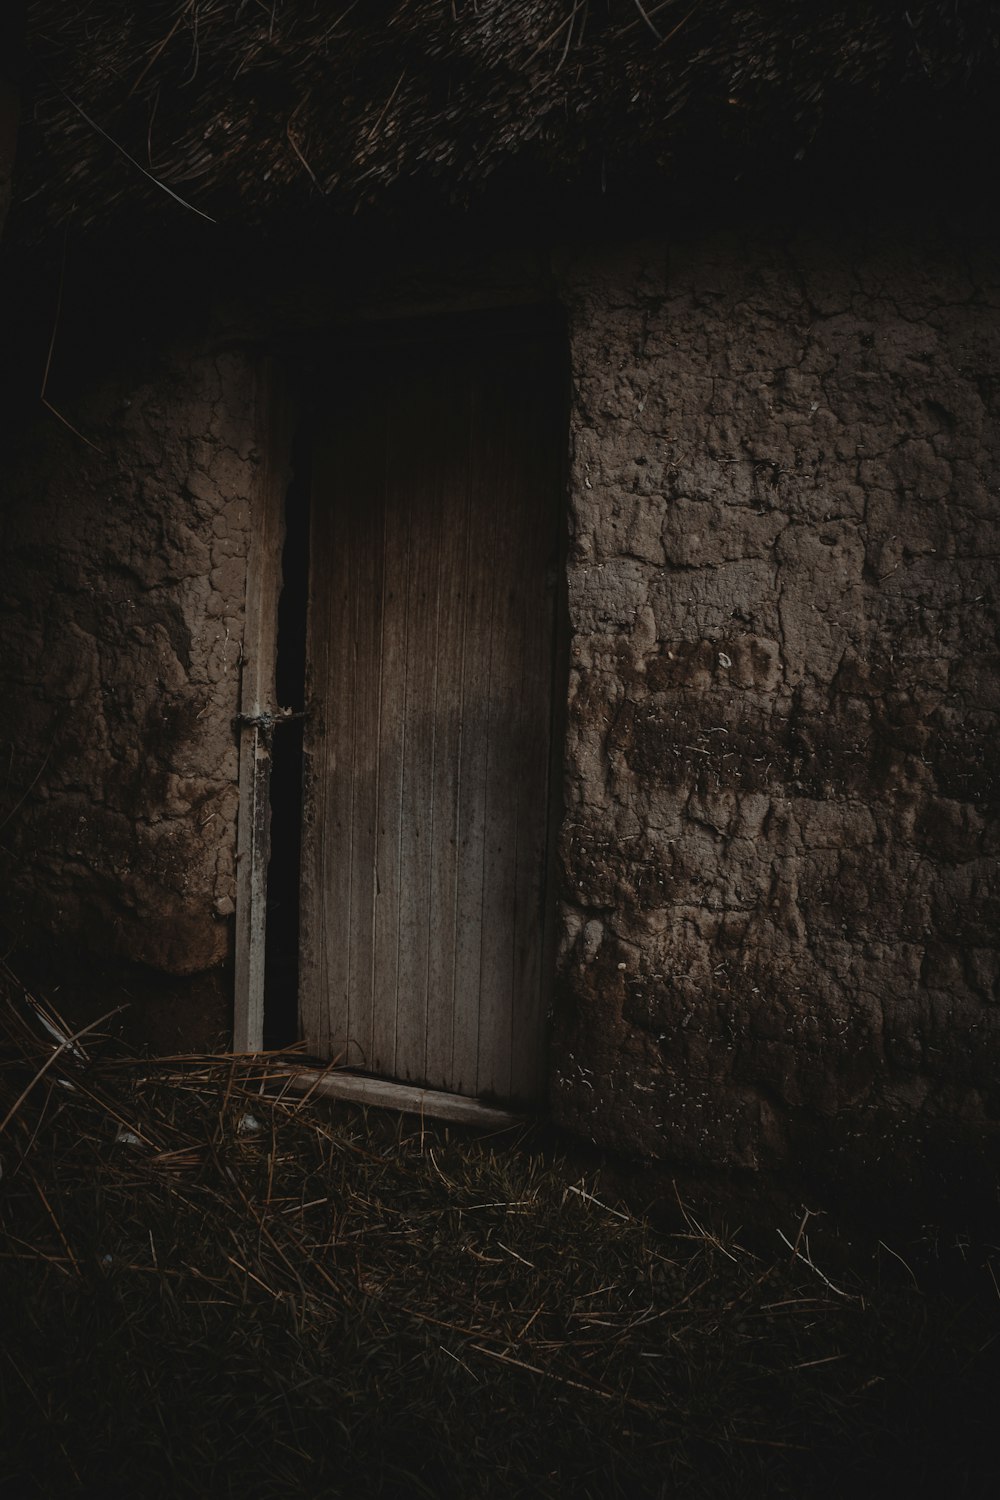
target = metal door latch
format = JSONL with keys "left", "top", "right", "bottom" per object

{"left": 235, "top": 707, "right": 308, "bottom": 732}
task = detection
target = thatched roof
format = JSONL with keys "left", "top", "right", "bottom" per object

{"left": 11, "top": 1, "right": 1000, "bottom": 236}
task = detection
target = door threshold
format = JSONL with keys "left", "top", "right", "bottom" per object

{"left": 283, "top": 1068, "right": 526, "bottom": 1130}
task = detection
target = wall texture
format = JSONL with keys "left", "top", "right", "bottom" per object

{"left": 2, "top": 217, "right": 997, "bottom": 1190}
{"left": 552, "top": 223, "right": 1000, "bottom": 1178}
{"left": 0, "top": 341, "right": 257, "bottom": 974}
{"left": 0, "top": 234, "right": 552, "bottom": 994}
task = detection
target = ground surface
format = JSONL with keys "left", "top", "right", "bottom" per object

{"left": 2, "top": 969, "right": 998, "bottom": 1498}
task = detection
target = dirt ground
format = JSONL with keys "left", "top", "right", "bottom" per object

{"left": 2, "top": 964, "right": 998, "bottom": 1499}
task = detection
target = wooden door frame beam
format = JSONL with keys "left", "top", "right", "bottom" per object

{"left": 282, "top": 1069, "right": 526, "bottom": 1130}
{"left": 233, "top": 357, "right": 293, "bottom": 1053}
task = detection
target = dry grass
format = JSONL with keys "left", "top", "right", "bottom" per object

{"left": 1, "top": 962, "right": 997, "bottom": 1498}
{"left": 20, "top": 1, "right": 1000, "bottom": 237}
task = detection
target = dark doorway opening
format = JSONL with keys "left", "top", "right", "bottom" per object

{"left": 262, "top": 417, "right": 311, "bottom": 1049}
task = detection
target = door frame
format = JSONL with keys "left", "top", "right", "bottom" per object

{"left": 233, "top": 355, "right": 293, "bottom": 1053}
{"left": 234, "top": 310, "right": 569, "bottom": 1122}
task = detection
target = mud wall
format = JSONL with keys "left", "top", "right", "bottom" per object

{"left": 2, "top": 216, "right": 998, "bottom": 1187}
{"left": 553, "top": 224, "right": 1000, "bottom": 1178}
{"left": 0, "top": 232, "right": 554, "bottom": 994}
{"left": 0, "top": 341, "right": 257, "bottom": 974}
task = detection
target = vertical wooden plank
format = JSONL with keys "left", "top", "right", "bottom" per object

{"left": 320, "top": 442, "right": 357, "bottom": 1062}
{"left": 370, "top": 389, "right": 410, "bottom": 1078}
{"left": 234, "top": 726, "right": 273, "bottom": 1053}
{"left": 300, "top": 377, "right": 381, "bottom": 1063}
{"left": 299, "top": 429, "right": 338, "bottom": 1060}
{"left": 344, "top": 393, "right": 387, "bottom": 1075}
{"left": 507, "top": 346, "right": 563, "bottom": 1102}
{"left": 423, "top": 371, "right": 474, "bottom": 1091}
{"left": 449, "top": 373, "right": 500, "bottom": 1097}
{"left": 392, "top": 363, "right": 443, "bottom": 1083}
{"left": 234, "top": 358, "right": 292, "bottom": 1054}
{"left": 475, "top": 354, "right": 531, "bottom": 1100}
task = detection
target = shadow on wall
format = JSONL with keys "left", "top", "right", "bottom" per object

{"left": 8, "top": 945, "right": 231, "bottom": 1055}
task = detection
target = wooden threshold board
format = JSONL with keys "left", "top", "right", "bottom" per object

{"left": 283, "top": 1069, "right": 526, "bottom": 1130}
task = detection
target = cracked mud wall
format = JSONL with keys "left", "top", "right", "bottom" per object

{"left": 553, "top": 223, "right": 1000, "bottom": 1178}
{"left": 0, "top": 234, "right": 555, "bottom": 1004}
{"left": 0, "top": 340, "right": 257, "bottom": 975}
{"left": 2, "top": 217, "right": 998, "bottom": 1185}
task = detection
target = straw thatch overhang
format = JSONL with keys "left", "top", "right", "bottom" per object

{"left": 8, "top": 1, "right": 1000, "bottom": 241}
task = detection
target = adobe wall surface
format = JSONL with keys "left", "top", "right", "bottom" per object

{"left": 552, "top": 223, "right": 1000, "bottom": 1181}
{"left": 3, "top": 217, "right": 998, "bottom": 1193}
{"left": 0, "top": 232, "right": 553, "bottom": 992}
{"left": 0, "top": 339, "right": 257, "bottom": 974}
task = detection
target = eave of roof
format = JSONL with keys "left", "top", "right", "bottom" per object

{"left": 9, "top": 0, "right": 1000, "bottom": 241}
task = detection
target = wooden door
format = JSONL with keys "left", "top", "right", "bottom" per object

{"left": 298, "top": 325, "right": 563, "bottom": 1106}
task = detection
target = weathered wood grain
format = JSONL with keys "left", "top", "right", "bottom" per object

{"left": 284, "top": 1069, "right": 526, "bottom": 1129}
{"left": 234, "top": 358, "right": 293, "bottom": 1054}
{"left": 301, "top": 329, "right": 563, "bottom": 1105}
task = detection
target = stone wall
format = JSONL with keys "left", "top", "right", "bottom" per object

{"left": 552, "top": 223, "right": 1000, "bottom": 1178}
{"left": 0, "top": 339, "right": 257, "bottom": 974}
